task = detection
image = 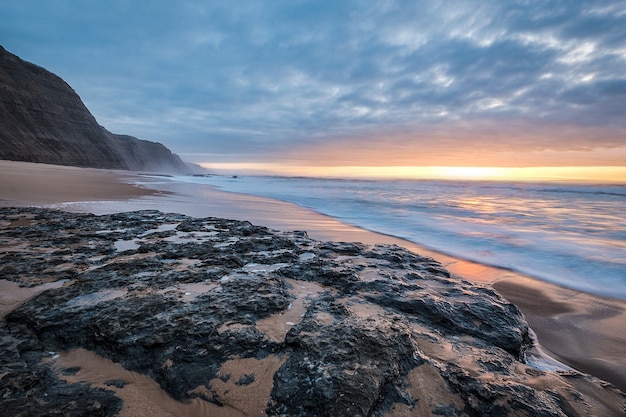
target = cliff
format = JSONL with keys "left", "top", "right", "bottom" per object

{"left": 0, "top": 45, "right": 191, "bottom": 173}
{"left": 1, "top": 208, "right": 623, "bottom": 416}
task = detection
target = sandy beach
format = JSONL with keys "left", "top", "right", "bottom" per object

{"left": 1, "top": 160, "right": 625, "bottom": 395}
{"left": 0, "top": 161, "right": 163, "bottom": 206}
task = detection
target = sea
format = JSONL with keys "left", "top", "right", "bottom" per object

{"left": 170, "top": 175, "right": 626, "bottom": 300}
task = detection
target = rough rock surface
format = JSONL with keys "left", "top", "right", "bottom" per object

{"left": 0, "top": 45, "right": 192, "bottom": 173}
{"left": 0, "top": 207, "right": 624, "bottom": 417}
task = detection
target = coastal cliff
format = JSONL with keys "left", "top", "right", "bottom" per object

{"left": 0, "top": 46, "right": 191, "bottom": 173}
{"left": 1, "top": 208, "right": 623, "bottom": 416}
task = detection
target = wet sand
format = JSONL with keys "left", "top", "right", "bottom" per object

{"left": 0, "top": 160, "right": 161, "bottom": 206}
{"left": 1, "top": 160, "right": 625, "bottom": 395}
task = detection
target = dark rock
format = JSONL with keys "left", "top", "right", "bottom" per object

{"left": 235, "top": 374, "right": 255, "bottom": 386}
{"left": 0, "top": 207, "right": 624, "bottom": 416}
{"left": 0, "top": 328, "right": 121, "bottom": 417}
{"left": 104, "top": 380, "right": 127, "bottom": 389}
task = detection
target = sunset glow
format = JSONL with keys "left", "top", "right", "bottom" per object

{"left": 4, "top": 2, "right": 625, "bottom": 181}
{"left": 202, "top": 163, "right": 626, "bottom": 183}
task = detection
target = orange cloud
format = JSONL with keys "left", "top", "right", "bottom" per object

{"left": 275, "top": 122, "right": 626, "bottom": 168}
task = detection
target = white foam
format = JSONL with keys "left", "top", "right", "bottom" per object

{"left": 171, "top": 175, "right": 626, "bottom": 300}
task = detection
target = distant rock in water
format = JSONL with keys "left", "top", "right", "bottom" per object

{"left": 0, "top": 208, "right": 623, "bottom": 417}
{"left": 0, "top": 45, "right": 193, "bottom": 173}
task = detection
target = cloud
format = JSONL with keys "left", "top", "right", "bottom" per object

{"left": 1, "top": 0, "right": 625, "bottom": 165}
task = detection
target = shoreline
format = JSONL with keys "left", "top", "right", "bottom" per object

{"left": 1, "top": 160, "right": 625, "bottom": 393}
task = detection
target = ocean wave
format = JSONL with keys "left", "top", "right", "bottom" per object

{"left": 171, "top": 175, "right": 626, "bottom": 299}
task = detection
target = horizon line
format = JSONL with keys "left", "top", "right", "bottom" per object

{"left": 197, "top": 163, "right": 626, "bottom": 183}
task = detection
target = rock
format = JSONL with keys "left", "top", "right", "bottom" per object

{"left": 0, "top": 207, "right": 624, "bottom": 416}
{"left": 0, "top": 45, "right": 194, "bottom": 173}
{"left": 0, "top": 329, "right": 122, "bottom": 417}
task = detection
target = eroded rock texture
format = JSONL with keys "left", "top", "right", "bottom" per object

{"left": 0, "top": 208, "right": 624, "bottom": 417}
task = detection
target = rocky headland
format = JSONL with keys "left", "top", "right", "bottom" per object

{"left": 0, "top": 46, "right": 194, "bottom": 174}
{"left": 0, "top": 207, "right": 624, "bottom": 416}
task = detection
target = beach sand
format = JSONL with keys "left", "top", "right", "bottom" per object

{"left": 2, "top": 160, "right": 625, "bottom": 395}
{"left": 0, "top": 160, "right": 162, "bottom": 206}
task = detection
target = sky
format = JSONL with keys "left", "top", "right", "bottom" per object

{"left": 1, "top": 1, "right": 626, "bottom": 180}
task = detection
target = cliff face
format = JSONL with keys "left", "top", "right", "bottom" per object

{"left": 0, "top": 45, "right": 191, "bottom": 173}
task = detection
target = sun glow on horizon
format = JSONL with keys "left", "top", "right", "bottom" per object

{"left": 199, "top": 163, "right": 626, "bottom": 183}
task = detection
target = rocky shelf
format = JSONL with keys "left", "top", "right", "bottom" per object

{"left": 0, "top": 207, "right": 624, "bottom": 416}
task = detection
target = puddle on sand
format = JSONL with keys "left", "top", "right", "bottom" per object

{"left": 359, "top": 267, "right": 386, "bottom": 282}
{"left": 0, "top": 279, "right": 68, "bottom": 319}
{"left": 298, "top": 252, "right": 316, "bottom": 261}
{"left": 51, "top": 348, "right": 248, "bottom": 417}
{"left": 158, "top": 282, "right": 220, "bottom": 302}
{"left": 164, "top": 230, "right": 220, "bottom": 244}
{"left": 196, "top": 355, "right": 286, "bottom": 417}
{"left": 385, "top": 363, "right": 464, "bottom": 417}
{"left": 340, "top": 297, "right": 390, "bottom": 320}
{"left": 114, "top": 239, "right": 141, "bottom": 252}
{"left": 140, "top": 223, "right": 180, "bottom": 237}
{"left": 241, "top": 263, "right": 290, "bottom": 273}
{"left": 329, "top": 255, "right": 391, "bottom": 283}
{"left": 66, "top": 289, "right": 128, "bottom": 308}
{"left": 255, "top": 279, "right": 327, "bottom": 343}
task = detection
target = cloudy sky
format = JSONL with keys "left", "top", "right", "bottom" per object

{"left": 2, "top": 1, "right": 626, "bottom": 176}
